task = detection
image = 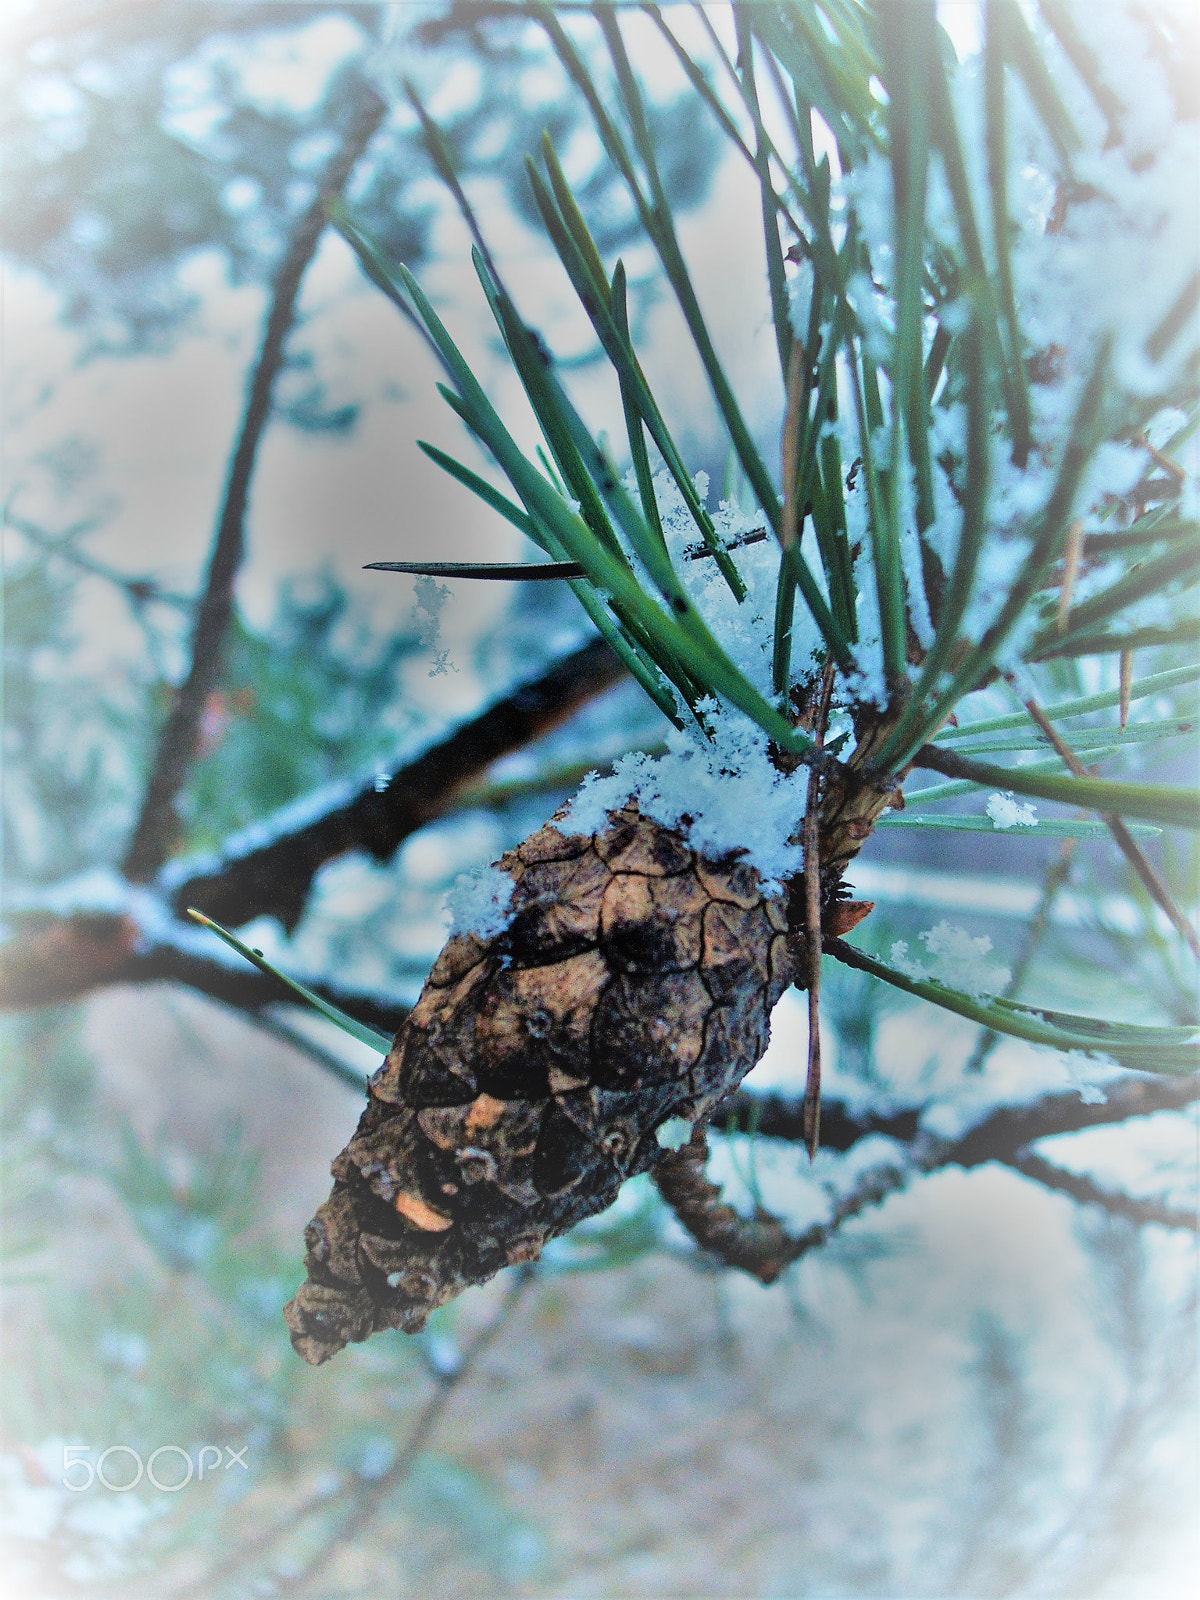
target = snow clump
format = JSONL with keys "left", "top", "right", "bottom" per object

{"left": 890, "top": 921, "right": 1011, "bottom": 1001}
{"left": 986, "top": 792, "right": 1039, "bottom": 830}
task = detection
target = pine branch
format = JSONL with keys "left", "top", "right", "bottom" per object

{"left": 122, "top": 81, "right": 388, "bottom": 883}
{"left": 653, "top": 1125, "right": 907, "bottom": 1282}
{"left": 167, "top": 636, "right": 627, "bottom": 930}
{"left": 0, "top": 905, "right": 409, "bottom": 1036}
{"left": 1004, "top": 1150, "right": 1197, "bottom": 1231}
{"left": 722, "top": 1076, "right": 1200, "bottom": 1163}
{"left": 0, "top": 639, "right": 627, "bottom": 1014}
{"left": 168, "top": 1265, "right": 535, "bottom": 1600}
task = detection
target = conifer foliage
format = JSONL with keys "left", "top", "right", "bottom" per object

{"left": 285, "top": 0, "right": 1200, "bottom": 1358}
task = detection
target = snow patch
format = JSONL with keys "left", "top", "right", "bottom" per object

{"left": 565, "top": 701, "right": 805, "bottom": 890}
{"left": 444, "top": 862, "right": 514, "bottom": 940}
{"left": 890, "top": 920, "right": 1011, "bottom": 1001}
{"left": 986, "top": 792, "right": 1039, "bottom": 830}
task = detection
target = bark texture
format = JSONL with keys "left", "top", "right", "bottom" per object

{"left": 285, "top": 802, "right": 798, "bottom": 1363}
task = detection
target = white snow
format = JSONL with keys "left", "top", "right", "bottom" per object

{"left": 889, "top": 920, "right": 1012, "bottom": 1002}
{"left": 986, "top": 792, "right": 1039, "bottom": 830}
{"left": 443, "top": 861, "right": 514, "bottom": 940}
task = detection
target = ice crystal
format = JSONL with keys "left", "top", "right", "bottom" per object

{"left": 986, "top": 793, "right": 1039, "bottom": 830}
{"left": 890, "top": 920, "right": 1011, "bottom": 1001}
{"left": 443, "top": 861, "right": 514, "bottom": 940}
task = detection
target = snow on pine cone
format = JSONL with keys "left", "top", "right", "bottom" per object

{"left": 284, "top": 801, "right": 797, "bottom": 1364}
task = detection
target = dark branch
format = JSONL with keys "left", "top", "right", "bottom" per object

{"left": 168, "top": 1264, "right": 535, "bottom": 1600}
{"left": 1005, "top": 1149, "right": 1198, "bottom": 1231}
{"left": 722, "top": 1076, "right": 1199, "bottom": 1160}
{"left": 653, "top": 1126, "right": 907, "bottom": 1282}
{"left": 126, "top": 940, "right": 409, "bottom": 1040}
{"left": 940, "top": 1075, "right": 1200, "bottom": 1167}
{"left": 166, "top": 636, "right": 627, "bottom": 930}
{"left": 715, "top": 1088, "right": 923, "bottom": 1150}
{"left": 0, "top": 908, "right": 409, "bottom": 1039}
{"left": 122, "top": 82, "right": 388, "bottom": 884}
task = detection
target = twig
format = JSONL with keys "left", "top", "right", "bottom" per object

{"left": 167, "top": 636, "right": 627, "bottom": 931}
{"left": 716, "top": 1078, "right": 1200, "bottom": 1171}
{"left": 940, "top": 1074, "right": 1200, "bottom": 1167}
{"left": 802, "top": 660, "right": 836, "bottom": 1155}
{"left": 0, "top": 907, "right": 409, "bottom": 1036}
{"left": 169, "top": 1266, "right": 534, "bottom": 1600}
{"left": 5, "top": 511, "right": 192, "bottom": 610}
{"left": 122, "top": 82, "right": 388, "bottom": 883}
{"left": 715, "top": 1089, "right": 922, "bottom": 1150}
{"left": 1004, "top": 1148, "right": 1198, "bottom": 1231}
{"left": 963, "top": 837, "right": 1077, "bottom": 1073}
{"left": 1022, "top": 697, "right": 1200, "bottom": 959}
{"left": 653, "top": 1126, "right": 907, "bottom": 1283}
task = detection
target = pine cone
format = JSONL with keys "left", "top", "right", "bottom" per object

{"left": 284, "top": 802, "right": 798, "bottom": 1363}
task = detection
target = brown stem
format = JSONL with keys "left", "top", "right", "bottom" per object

{"left": 1005, "top": 1149, "right": 1197, "bottom": 1231}
{"left": 717, "top": 1077, "right": 1200, "bottom": 1174}
{"left": 2, "top": 639, "right": 626, "bottom": 1014}
{"left": 0, "top": 908, "right": 410, "bottom": 1036}
{"left": 802, "top": 661, "right": 836, "bottom": 1156}
{"left": 122, "top": 83, "right": 388, "bottom": 883}
{"left": 653, "top": 1127, "right": 906, "bottom": 1283}
{"left": 169, "top": 636, "right": 627, "bottom": 930}
{"left": 1022, "top": 697, "right": 1200, "bottom": 960}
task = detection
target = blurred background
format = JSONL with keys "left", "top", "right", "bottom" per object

{"left": 2, "top": 4, "right": 1197, "bottom": 1597}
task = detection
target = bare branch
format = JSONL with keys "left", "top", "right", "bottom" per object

{"left": 720, "top": 1076, "right": 1200, "bottom": 1163}
{"left": 167, "top": 1265, "right": 535, "bottom": 1600}
{"left": 715, "top": 1088, "right": 922, "bottom": 1149}
{"left": 653, "top": 1126, "right": 908, "bottom": 1282}
{"left": 5, "top": 511, "right": 192, "bottom": 611}
{"left": 1, "top": 637, "right": 625, "bottom": 1015}
{"left": 122, "top": 82, "right": 388, "bottom": 883}
{"left": 0, "top": 907, "right": 409, "bottom": 1038}
{"left": 940, "top": 1075, "right": 1200, "bottom": 1166}
{"left": 167, "top": 636, "right": 627, "bottom": 930}
{"left": 1022, "top": 696, "right": 1200, "bottom": 959}
{"left": 1005, "top": 1149, "right": 1198, "bottom": 1231}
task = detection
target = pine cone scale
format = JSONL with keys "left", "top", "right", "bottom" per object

{"left": 284, "top": 803, "right": 799, "bottom": 1364}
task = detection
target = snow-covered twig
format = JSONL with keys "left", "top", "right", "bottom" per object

{"left": 122, "top": 81, "right": 388, "bottom": 884}
{"left": 1004, "top": 1149, "right": 1197, "bottom": 1232}
{"left": 166, "top": 636, "right": 626, "bottom": 931}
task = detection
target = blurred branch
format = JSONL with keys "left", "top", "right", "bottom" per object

{"left": 1022, "top": 696, "right": 1200, "bottom": 959}
{"left": 1005, "top": 1149, "right": 1197, "bottom": 1231}
{"left": 169, "top": 1264, "right": 536, "bottom": 1600}
{"left": 724, "top": 1076, "right": 1199, "bottom": 1159}
{"left": 716, "top": 1088, "right": 922, "bottom": 1148}
{"left": 963, "top": 838, "right": 1077, "bottom": 1074}
{"left": 166, "top": 636, "right": 627, "bottom": 930}
{"left": 666, "top": 1076, "right": 1199, "bottom": 1282}
{"left": 653, "top": 1125, "right": 907, "bottom": 1282}
{"left": 122, "top": 82, "right": 388, "bottom": 884}
{"left": 0, "top": 907, "right": 409, "bottom": 1037}
{"left": 5, "top": 511, "right": 192, "bottom": 611}
{"left": 0, "top": 637, "right": 625, "bottom": 1014}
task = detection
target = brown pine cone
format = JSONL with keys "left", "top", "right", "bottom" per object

{"left": 284, "top": 801, "right": 798, "bottom": 1364}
